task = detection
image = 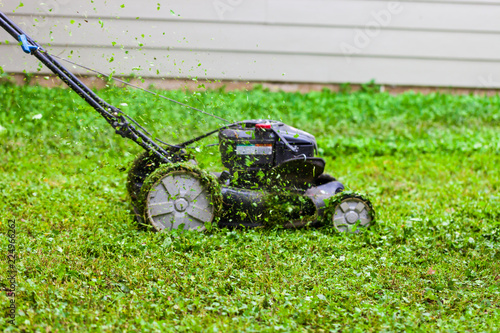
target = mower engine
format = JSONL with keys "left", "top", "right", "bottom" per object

{"left": 219, "top": 120, "right": 328, "bottom": 189}
{"left": 219, "top": 120, "right": 316, "bottom": 171}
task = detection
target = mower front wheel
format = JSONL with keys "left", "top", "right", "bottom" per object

{"left": 326, "top": 193, "right": 375, "bottom": 233}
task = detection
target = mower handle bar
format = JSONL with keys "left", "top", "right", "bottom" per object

{"left": 0, "top": 11, "right": 173, "bottom": 164}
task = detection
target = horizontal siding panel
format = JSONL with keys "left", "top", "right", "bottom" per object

{"left": 3, "top": 0, "right": 268, "bottom": 24}
{"left": 1, "top": 45, "right": 498, "bottom": 88}
{"left": 267, "top": 0, "right": 500, "bottom": 33}
{"left": 1, "top": 0, "right": 500, "bottom": 88}
{"left": 4, "top": 0, "right": 500, "bottom": 33}
{"left": 1, "top": 16, "right": 499, "bottom": 61}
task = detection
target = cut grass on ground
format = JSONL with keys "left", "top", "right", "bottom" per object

{"left": 0, "top": 83, "right": 499, "bottom": 332}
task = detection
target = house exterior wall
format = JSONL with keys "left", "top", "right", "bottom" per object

{"left": 1, "top": 0, "right": 499, "bottom": 88}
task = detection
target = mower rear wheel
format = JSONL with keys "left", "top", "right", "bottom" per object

{"left": 141, "top": 165, "right": 221, "bottom": 231}
{"left": 127, "top": 150, "right": 196, "bottom": 224}
{"left": 329, "top": 193, "right": 374, "bottom": 233}
{"left": 127, "top": 150, "right": 196, "bottom": 201}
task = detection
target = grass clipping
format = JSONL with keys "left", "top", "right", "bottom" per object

{"left": 262, "top": 191, "right": 318, "bottom": 228}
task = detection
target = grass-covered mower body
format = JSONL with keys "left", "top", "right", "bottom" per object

{"left": 127, "top": 121, "right": 374, "bottom": 232}
{"left": 1, "top": 11, "right": 374, "bottom": 232}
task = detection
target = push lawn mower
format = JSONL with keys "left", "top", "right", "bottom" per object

{"left": 0, "top": 11, "right": 375, "bottom": 232}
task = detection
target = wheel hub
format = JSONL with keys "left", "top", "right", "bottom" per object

{"left": 174, "top": 198, "right": 188, "bottom": 212}
{"left": 333, "top": 196, "right": 372, "bottom": 232}
{"left": 345, "top": 211, "right": 359, "bottom": 224}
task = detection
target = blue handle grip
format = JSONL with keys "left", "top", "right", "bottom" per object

{"left": 18, "top": 34, "right": 38, "bottom": 54}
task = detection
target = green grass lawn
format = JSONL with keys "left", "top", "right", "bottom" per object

{"left": 0, "top": 82, "right": 499, "bottom": 332}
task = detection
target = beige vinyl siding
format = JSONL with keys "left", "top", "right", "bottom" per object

{"left": 1, "top": 0, "right": 499, "bottom": 88}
